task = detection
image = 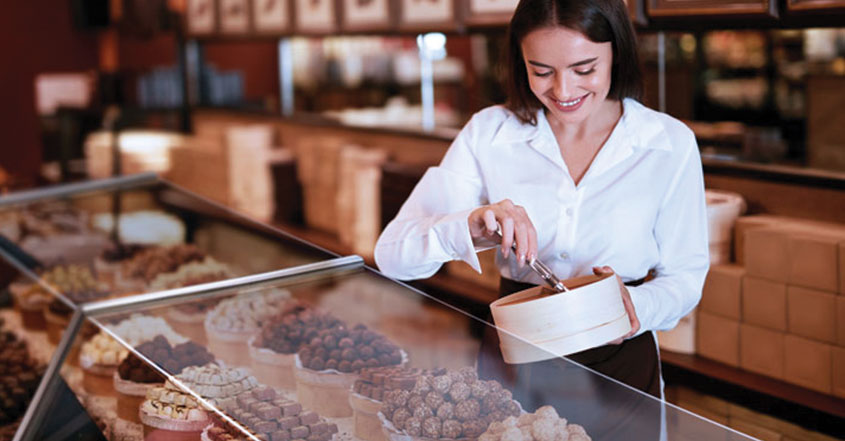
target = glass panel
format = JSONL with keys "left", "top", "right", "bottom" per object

{"left": 0, "top": 273, "right": 55, "bottom": 438}
{"left": 0, "top": 178, "right": 335, "bottom": 312}
{"left": 50, "top": 267, "right": 755, "bottom": 441}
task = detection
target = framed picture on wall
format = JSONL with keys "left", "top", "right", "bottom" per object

{"left": 398, "top": 0, "right": 460, "bottom": 32}
{"left": 219, "top": 0, "right": 251, "bottom": 34}
{"left": 186, "top": 0, "right": 217, "bottom": 35}
{"left": 293, "top": 0, "right": 338, "bottom": 34}
{"left": 340, "top": 0, "right": 394, "bottom": 31}
{"left": 252, "top": 0, "right": 291, "bottom": 33}
{"left": 464, "top": 0, "right": 518, "bottom": 26}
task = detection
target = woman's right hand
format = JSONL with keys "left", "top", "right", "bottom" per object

{"left": 468, "top": 199, "right": 538, "bottom": 267}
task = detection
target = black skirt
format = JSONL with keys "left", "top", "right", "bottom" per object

{"left": 477, "top": 277, "right": 664, "bottom": 440}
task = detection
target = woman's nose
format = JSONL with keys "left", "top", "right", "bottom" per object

{"left": 553, "top": 73, "right": 572, "bottom": 98}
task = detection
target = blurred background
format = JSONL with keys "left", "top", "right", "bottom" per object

{"left": 0, "top": 2, "right": 844, "bottom": 440}
{"left": 1, "top": 0, "right": 845, "bottom": 191}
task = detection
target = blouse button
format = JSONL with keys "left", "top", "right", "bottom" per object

{"left": 560, "top": 252, "right": 570, "bottom": 260}
{"left": 565, "top": 208, "right": 574, "bottom": 216}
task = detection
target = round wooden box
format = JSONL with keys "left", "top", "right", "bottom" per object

{"left": 248, "top": 336, "right": 296, "bottom": 390}
{"left": 349, "top": 392, "right": 387, "bottom": 441}
{"left": 490, "top": 273, "right": 631, "bottom": 364}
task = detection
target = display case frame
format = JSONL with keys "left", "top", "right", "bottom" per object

{"left": 0, "top": 176, "right": 760, "bottom": 441}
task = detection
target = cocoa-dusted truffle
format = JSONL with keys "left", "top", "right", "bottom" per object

{"left": 457, "top": 367, "right": 478, "bottom": 384}
{"left": 412, "top": 404, "right": 433, "bottom": 421}
{"left": 425, "top": 390, "right": 445, "bottom": 409}
{"left": 119, "top": 337, "right": 214, "bottom": 382}
{"left": 297, "top": 324, "right": 402, "bottom": 373}
{"left": 454, "top": 399, "right": 481, "bottom": 422}
{"left": 436, "top": 402, "right": 454, "bottom": 420}
{"left": 392, "top": 408, "right": 411, "bottom": 429}
{"left": 407, "top": 394, "right": 424, "bottom": 411}
{"left": 422, "top": 416, "right": 442, "bottom": 438}
{"left": 430, "top": 374, "right": 452, "bottom": 395}
{"left": 442, "top": 419, "right": 463, "bottom": 439}
{"left": 412, "top": 377, "right": 431, "bottom": 396}
{"left": 448, "top": 381, "right": 471, "bottom": 403}
{"left": 470, "top": 380, "right": 490, "bottom": 399}
{"left": 462, "top": 420, "right": 488, "bottom": 438}
{"left": 258, "top": 303, "right": 343, "bottom": 355}
{"left": 403, "top": 416, "right": 422, "bottom": 437}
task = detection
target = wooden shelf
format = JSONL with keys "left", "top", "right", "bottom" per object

{"left": 661, "top": 350, "right": 845, "bottom": 436}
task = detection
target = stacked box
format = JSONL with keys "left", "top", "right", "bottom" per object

{"left": 725, "top": 215, "right": 845, "bottom": 398}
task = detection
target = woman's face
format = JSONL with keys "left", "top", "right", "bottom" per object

{"left": 521, "top": 26, "right": 614, "bottom": 126}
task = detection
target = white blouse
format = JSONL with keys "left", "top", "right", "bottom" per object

{"left": 374, "top": 98, "right": 710, "bottom": 335}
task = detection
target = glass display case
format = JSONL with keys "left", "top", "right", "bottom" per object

{"left": 0, "top": 175, "right": 755, "bottom": 441}
{"left": 0, "top": 173, "right": 339, "bottom": 440}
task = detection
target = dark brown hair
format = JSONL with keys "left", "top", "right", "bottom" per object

{"left": 505, "top": 0, "right": 643, "bottom": 125}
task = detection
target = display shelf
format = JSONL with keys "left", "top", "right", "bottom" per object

{"left": 660, "top": 350, "right": 845, "bottom": 437}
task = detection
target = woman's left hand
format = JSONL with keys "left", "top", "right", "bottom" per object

{"left": 593, "top": 266, "right": 640, "bottom": 344}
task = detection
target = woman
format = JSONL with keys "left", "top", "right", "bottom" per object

{"left": 375, "top": 0, "right": 708, "bottom": 434}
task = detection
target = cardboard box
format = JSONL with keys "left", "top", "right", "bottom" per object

{"left": 787, "top": 286, "right": 836, "bottom": 344}
{"left": 833, "top": 347, "right": 845, "bottom": 399}
{"left": 742, "top": 277, "right": 787, "bottom": 331}
{"left": 783, "top": 335, "right": 832, "bottom": 394}
{"left": 701, "top": 264, "right": 744, "bottom": 319}
{"left": 840, "top": 242, "right": 845, "bottom": 295}
{"left": 745, "top": 227, "right": 790, "bottom": 283}
{"left": 734, "top": 215, "right": 786, "bottom": 266}
{"left": 740, "top": 324, "right": 785, "bottom": 379}
{"left": 697, "top": 312, "right": 740, "bottom": 367}
{"left": 838, "top": 297, "right": 845, "bottom": 346}
{"left": 788, "top": 233, "right": 841, "bottom": 293}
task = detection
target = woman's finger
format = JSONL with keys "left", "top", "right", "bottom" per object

{"left": 482, "top": 209, "right": 498, "bottom": 236}
{"left": 514, "top": 221, "right": 529, "bottom": 267}
{"left": 500, "top": 216, "right": 515, "bottom": 259}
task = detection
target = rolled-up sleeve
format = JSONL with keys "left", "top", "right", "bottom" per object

{"left": 374, "top": 115, "right": 490, "bottom": 280}
{"left": 627, "top": 136, "right": 710, "bottom": 334}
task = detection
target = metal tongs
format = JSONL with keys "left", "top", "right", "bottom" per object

{"left": 495, "top": 225, "right": 569, "bottom": 293}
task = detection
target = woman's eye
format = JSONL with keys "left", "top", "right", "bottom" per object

{"left": 575, "top": 68, "right": 596, "bottom": 76}
{"left": 532, "top": 71, "right": 553, "bottom": 78}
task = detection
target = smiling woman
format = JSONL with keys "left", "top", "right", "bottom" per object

{"left": 374, "top": 0, "right": 709, "bottom": 432}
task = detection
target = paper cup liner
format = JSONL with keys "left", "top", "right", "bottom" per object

{"left": 204, "top": 321, "right": 256, "bottom": 368}
{"left": 44, "top": 306, "right": 70, "bottom": 345}
{"left": 350, "top": 392, "right": 387, "bottom": 441}
{"left": 140, "top": 409, "right": 209, "bottom": 441}
{"left": 82, "top": 363, "right": 118, "bottom": 398}
{"left": 248, "top": 335, "right": 296, "bottom": 390}
{"left": 114, "top": 371, "right": 161, "bottom": 424}
{"left": 168, "top": 309, "right": 208, "bottom": 346}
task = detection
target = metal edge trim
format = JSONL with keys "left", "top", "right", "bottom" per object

{"left": 14, "top": 310, "right": 84, "bottom": 441}
{"left": 0, "top": 246, "right": 78, "bottom": 311}
{"left": 0, "top": 173, "right": 159, "bottom": 208}
{"left": 82, "top": 255, "right": 364, "bottom": 316}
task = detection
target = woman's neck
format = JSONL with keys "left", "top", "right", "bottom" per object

{"left": 546, "top": 99, "right": 623, "bottom": 144}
